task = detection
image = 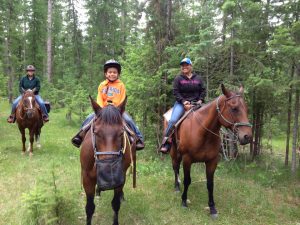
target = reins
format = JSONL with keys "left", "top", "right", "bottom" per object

{"left": 192, "top": 94, "right": 252, "bottom": 141}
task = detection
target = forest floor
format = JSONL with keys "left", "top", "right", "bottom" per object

{"left": 0, "top": 99, "right": 300, "bottom": 225}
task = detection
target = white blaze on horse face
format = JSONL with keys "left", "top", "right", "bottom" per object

{"left": 28, "top": 96, "right": 33, "bottom": 109}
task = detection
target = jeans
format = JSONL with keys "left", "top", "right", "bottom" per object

{"left": 81, "top": 113, "right": 95, "bottom": 128}
{"left": 11, "top": 95, "right": 48, "bottom": 117}
{"left": 123, "top": 112, "right": 144, "bottom": 141}
{"left": 165, "top": 101, "right": 185, "bottom": 136}
{"left": 81, "top": 112, "right": 144, "bottom": 141}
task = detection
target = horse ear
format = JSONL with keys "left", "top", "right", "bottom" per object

{"left": 221, "top": 84, "right": 230, "bottom": 98}
{"left": 89, "top": 95, "right": 101, "bottom": 115}
{"left": 118, "top": 96, "right": 127, "bottom": 114}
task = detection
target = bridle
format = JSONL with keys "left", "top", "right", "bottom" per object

{"left": 216, "top": 94, "right": 252, "bottom": 131}
{"left": 91, "top": 120, "right": 127, "bottom": 160}
{"left": 19, "top": 94, "right": 37, "bottom": 119}
{"left": 192, "top": 94, "right": 252, "bottom": 140}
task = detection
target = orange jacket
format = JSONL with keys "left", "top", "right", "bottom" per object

{"left": 97, "top": 79, "right": 126, "bottom": 107}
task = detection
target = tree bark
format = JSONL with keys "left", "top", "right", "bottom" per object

{"left": 5, "top": 0, "right": 15, "bottom": 103}
{"left": 291, "top": 65, "right": 300, "bottom": 174}
{"left": 46, "top": 0, "right": 53, "bottom": 82}
{"left": 285, "top": 65, "right": 294, "bottom": 166}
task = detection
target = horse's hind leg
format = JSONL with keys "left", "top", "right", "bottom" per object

{"left": 205, "top": 158, "right": 218, "bottom": 219}
{"left": 112, "top": 188, "right": 122, "bottom": 225}
{"left": 181, "top": 156, "right": 192, "bottom": 207}
{"left": 35, "top": 133, "right": 41, "bottom": 148}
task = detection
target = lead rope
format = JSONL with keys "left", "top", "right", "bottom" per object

{"left": 123, "top": 132, "right": 134, "bottom": 173}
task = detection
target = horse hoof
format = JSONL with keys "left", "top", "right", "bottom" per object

{"left": 181, "top": 201, "right": 188, "bottom": 208}
{"left": 174, "top": 186, "right": 180, "bottom": 193}
{"left": 37, "top": 144, "right": 41, "bottom": 148}
{"left": 211, "top": 213, "right": 218, "bottom": 219}
{"left": 29, "top": 152, "right": 33, "bottom": 157}
{"left": 22, "top": 152, "right": 25, "bottom": 155}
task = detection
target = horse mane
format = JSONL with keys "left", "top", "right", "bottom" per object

{"left": 97, "top": 105, "right": 123, "bottom": 125}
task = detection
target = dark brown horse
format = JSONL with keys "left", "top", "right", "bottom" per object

{"left": 16, "top": 90, "right": 43, "bottom": 156}
{"left": 168, "top": 84, "right": 252, "bottom": 218}
{"left": 81, "top": 96, "right": 136, "bottom": 225}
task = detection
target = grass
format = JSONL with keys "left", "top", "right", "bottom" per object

{"left": 0, "top": 99, "right": 300, "bottom": 225}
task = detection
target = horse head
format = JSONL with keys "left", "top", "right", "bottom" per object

{"left": 89, "top": 95, "right": 127, "bottom": 159}
{"left": 21, "top": 89, "right": 37, "bottom": 119}
{"left": 218, "top": 84, "right": 252, "bottom": 145}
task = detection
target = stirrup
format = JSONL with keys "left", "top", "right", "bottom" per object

{"left": 160, "top": 143, "right": 170, "bottom": 154}
{"left": 136, "top": 139, "right": 145, "bottom": 151}
{"left": 7, "top": 115, "right": 15, "bottom": 123}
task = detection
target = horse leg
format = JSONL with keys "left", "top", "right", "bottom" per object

{"left": 83, "top": 174, "right": 96, "bottom": 225}
{"left": 36, "top": 134, "right": 41, "bottom": 148}
{"left": 205, "top": 158, "right": 218, "bottom": 219}
{"left": 28, "top": 129, "right": 34, "bottom": 156}
{"left": 181, "top": 156, "right": 192, "bottom": 207}
{"left": 20, "top": 128, "right": 26, "bottom": 154}
{"left": 112, "top": 188, "right": 122, "bottom": 225}
{"left": 172, "top": 152, "right": 182, "bottom": 192}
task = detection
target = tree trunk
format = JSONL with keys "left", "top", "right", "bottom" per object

{"left": 5, "top": 0, "right": 15, "bottom": 103}
{"left": 285, "top": 65, "right": 294, "bottom": 166}
{"left": 46, "top": 0, "right": 53, "bottom": 82}
{"left": 291, "top": 65, "right": 300, "bottom": 174}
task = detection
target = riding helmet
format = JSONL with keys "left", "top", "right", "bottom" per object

{"left": 104, "top": 59, "right": 121, "bottom": 74}
{"left": 26, "top": 65, "right": 36, "bottom": 71}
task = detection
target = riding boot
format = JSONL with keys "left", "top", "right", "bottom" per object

{"left": 71, "top": 122, "right": 92, "bottom": 148}
{"left": 71, "top": 129, "right": 86, "bottom": 148}
{"left": 136, "top": 138, "right": 145, "bottom": 151}
{"left": 159, "top": 126, "right": 174, "bottom": 154}
{"left": 42, "top": 114, "right": 49, "bottom": 123}
{"left": 159, "top": 137, "right": 172, "bottom": 154}
{"left": 7, "top": 113, "right": 16, "bottom": 123}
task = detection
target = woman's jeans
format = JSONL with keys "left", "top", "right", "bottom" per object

{"left": 165, "top": 101, "right": 185, "bottom": 136}
{"left": 11, "top": 95, "right": 48, "bottom": 117}
{"left": 82, "top": 112, "right": 144, "bottom": 141}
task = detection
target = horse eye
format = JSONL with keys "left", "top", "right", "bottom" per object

{"left": 231, "top": 107, "right": 239, "bottom": 113}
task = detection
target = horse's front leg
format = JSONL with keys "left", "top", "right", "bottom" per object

{"left": 112, "top": 187, "right": 123, "bottom": 225}
{"left": 83, "top": 172, "right": 96, "bottom": 225}
{"left": 19, "top": 128, "right": 26, "bottom": 154}
{"left": 205, "top": 158, "right": 218, "bottom": 219}
{"left": 28, "top": 129, "right": 34, "bottom": 156}
{"left": 181, "top": 155, "right": 192, "bottom": 207}
{"left": 171, "top": 149, "right": 182, "bottom": 192}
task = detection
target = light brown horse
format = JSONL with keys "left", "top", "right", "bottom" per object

{"left": 16, "top": 90, "right": 43, "bottom": 156}
{"left": 168, "top": 84, "right": 252, "bottom": 218}
{"left": 80, "top": 96, "right": 136, "bottom": 225}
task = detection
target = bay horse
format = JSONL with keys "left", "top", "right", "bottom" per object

{"left": 168, "top": 84, "right": 252, "bottom": 218}
{"left": 81, "top": 96, "right": 136, "bottom": 225}
{"left": 16, "top": 89, "right": 43, "bottom": 156}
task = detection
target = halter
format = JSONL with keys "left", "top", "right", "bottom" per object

{"left": 91, "top": 120, "right": 126, "bottom": 160}
{"left": 216, "top": 94, "right": 252, "bottom": 130}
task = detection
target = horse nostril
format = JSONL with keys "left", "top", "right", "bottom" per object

{"left": 244, "top": 134, "right": 252, "bottom": 142}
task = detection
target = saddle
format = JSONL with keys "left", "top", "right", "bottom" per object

{"left": 123, "top": 122, "right": 137, "bottom": 146}
{"left": 162, "top": 103, "right": 202, "bottom": 146}
{"left": 164, "top": 103, "right": 202, "bottom": 131}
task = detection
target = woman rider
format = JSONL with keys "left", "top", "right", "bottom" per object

{"left": 160, "top": 58, "right": 206, "bottom": 153}
{"left": 7, "top": 65, "right": 49, "bottom": 123}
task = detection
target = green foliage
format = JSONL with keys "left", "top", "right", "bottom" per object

{"left": 21, "top": 165, "right": 76, "bottom": 225}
